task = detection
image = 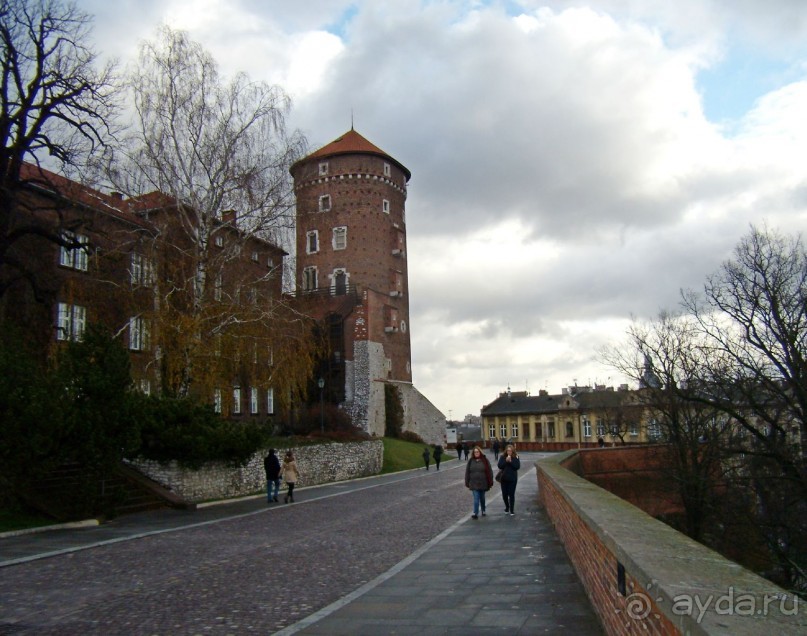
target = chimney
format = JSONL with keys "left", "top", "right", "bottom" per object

{"left": 221, "top": 209, "right": 237, "bottom": 223}
{"left": 110, "top": 191, "right": 123, "bottom": 201}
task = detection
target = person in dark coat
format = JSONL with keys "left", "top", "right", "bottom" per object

{"left": 433, "top": 444, "right": 444, "bottom": 470}
{"left": 465, "top": 446, "right": 494, "bottom": 519}
{"left": 456, "top": 442, "right": 463, "bottom": 459}
{"left": 492, "top": 438, "right": 500, "bottom": 460}
{"left": 264, "top": 449, "right": 281, "bottom": 503}
{"left": 497, "top": 444, "right": 521, "bottom": 515}
{"left": 463, "top": 443, "right": 470, "bottom": 460}
{"left": 422, "top": 447, "right": 430, "bottom": 470}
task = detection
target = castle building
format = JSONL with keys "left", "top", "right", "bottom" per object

{"left": 290, "top": 129, "right": 444, "bottom": 442}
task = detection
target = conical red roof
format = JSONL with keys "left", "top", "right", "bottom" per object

{"left": 292, "top": 128, "right": 410, "bottom": 181}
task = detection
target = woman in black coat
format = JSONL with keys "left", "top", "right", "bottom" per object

{"left": 497, "top": 444, "right": 521, "bottom": 515}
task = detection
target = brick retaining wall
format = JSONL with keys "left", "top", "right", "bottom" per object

{"left": 130, "top": 440, "right": 383, "bottom": 502}
{"left": 536, "top": 451, "right": 804, "bottom": 635}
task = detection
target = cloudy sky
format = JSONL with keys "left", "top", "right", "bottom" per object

{"left": 80, "top": 0, "right": 807, "bottom": 420}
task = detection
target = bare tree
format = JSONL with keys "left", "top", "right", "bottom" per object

{"left": 683, "top": 225, "right": 807, "bottom": 593}
{"left": 601, "top": 311, "right": 731, "bottom": 541}
{"left": 0, "top": 0, "right": 119, "bottom": 300}
{"left": 103, "top": 26, "right": 319, "bottom": 411}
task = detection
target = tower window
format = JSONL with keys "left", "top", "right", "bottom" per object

{"left": 319, "top": 194, "right": 331, "bottom": 212}
{"left": 303, "top": 266, "right": 318, "bottom": 291}
{"left": 319, "top": 161, "right": 329, "bottom": 176}
{"left": 306, "top": 230, "right": 319, "bottom": 254}
{"left": 383, "top": 162, "right": 391, "bottom": 177}
{"left": 333, "top": 226, "right": 347, "bottom": 250}
{"left": 382, "top": 199, "right": 390, "bottom": 214}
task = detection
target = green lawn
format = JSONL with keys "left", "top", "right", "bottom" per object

{"left": 381, "top": 438, "right": 456, "bottom": 474}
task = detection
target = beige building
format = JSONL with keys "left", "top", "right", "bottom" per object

{"left": 481, "top": 384, "right": 653, "bottom": 450}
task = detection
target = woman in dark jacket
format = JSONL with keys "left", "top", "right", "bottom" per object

{"left": 497, "top": 444, "right": 521, "bottom": 515}
{"left": 465, "top": 446, "right": 494, "bottom": 519}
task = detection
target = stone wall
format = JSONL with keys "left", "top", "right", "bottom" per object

{"left": 395, "top": 380, "right": 445, "bottom": 445}
{"left": 130, "top": 440, "right": 383, "bottom": 503}
{"left": 536, "top": 451, "right": 804, "bottom": 635}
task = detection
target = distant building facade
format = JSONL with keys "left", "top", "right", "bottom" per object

{"left": 481, "top": 384, "right": 651, "bottom": 450}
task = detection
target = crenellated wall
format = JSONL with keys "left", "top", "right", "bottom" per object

{"left": 536, "top": 451, "right": 804, "bottom": 635}
{"left": 130, "top": 440, "right": 383, "bottom": 503}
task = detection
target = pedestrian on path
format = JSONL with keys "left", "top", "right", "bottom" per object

{"left": 465, "top": 446, "right": 493, "bottom": 519}
{"left": 264, "top": 448, "right": 281, "bottom": 503}
{"left": 422, "top": 447, "right": 430, "bottom": 470}
{"left": 492, "top": 438, "right": 500, "bottom": 460}
{"left": 433, "top": 444, "right": 443, "bottom": 470}
{"left": 456, "top": 442, "right": 463, "bottom": 460}
{"left": 282, "top": 450, "right": 300, "bottom": 503}
{"left": 497, "top": 444, "right": 521, "bottom": 515}
{"left": 463, "top": 444, "right": 470, "bottom": 460}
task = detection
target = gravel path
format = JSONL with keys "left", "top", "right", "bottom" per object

{"left": 0, "top": 463, "right": 471, "bottom": 635}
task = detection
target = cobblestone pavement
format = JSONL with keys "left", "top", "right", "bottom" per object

{"left": 0, "top": 461, "right": 472, "bottom": 634}
{"left": 0, "top": 454, "right": 603, "bottom": 635}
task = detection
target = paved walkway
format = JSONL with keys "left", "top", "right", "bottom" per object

{"left": 279, "top": 463, "right": 603, "bottom": 635}
{"left": 1, "top": 455, "right": 603, "bottom": 635}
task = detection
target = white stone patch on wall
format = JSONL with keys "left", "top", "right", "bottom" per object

{"left": 351, "top": 340, "right": 388, "bottom": 437}
{"left": 130, "top": 440, "right": 383, "bottom": 503}
{"left": 351, "top": 341, "right": 371, "bottom": 431}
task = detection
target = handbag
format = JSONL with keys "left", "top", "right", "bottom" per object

{"left": 495, "top": 469, "right": 503, "bottom": 483}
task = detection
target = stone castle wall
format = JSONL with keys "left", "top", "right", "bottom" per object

{"left": 130, "top": 440, "right": 383, "bottom": 503}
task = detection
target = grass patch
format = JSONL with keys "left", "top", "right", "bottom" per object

{"left": 381, "top": 438, "right": 456, "bottom": 474}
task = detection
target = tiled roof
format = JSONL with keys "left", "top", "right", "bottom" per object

{"left": 19, "top": 163, "right": 152, "bottom": 229}
{"left": 481, "top": 388, "right": 633, "bottom": 416}
{"left": 291, "top": 128, "right": 411, "bottom": 181}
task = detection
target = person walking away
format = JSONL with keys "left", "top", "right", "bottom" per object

{"left": 465, "top": 446, "right": 493, "bottom": 519}
{"left": 498, "top": 444, "right": 521, "bottom": 515}
{"left": 433, "top": 444, "right": 443, "bottom": 470}
{"left": 463, "top": 443, "right": 470, "bottom": 460}
{"left": 422, "top": 447, "right": 430, "bottom": 470}
{"left": 492, "top": 438, "right": 500, "bottom": 460}
{"left": 456, "top": 442, "right": 463, "bottom": 460}
{"left": 264, "top": 449, "right": 281, "bottom": 503}
{"left": 282, "top": 450, "right": 300, "bottom": 503}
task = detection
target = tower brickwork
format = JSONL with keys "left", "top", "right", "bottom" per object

{"left": 291, "top": 129, "right": 443, "bottom": 441}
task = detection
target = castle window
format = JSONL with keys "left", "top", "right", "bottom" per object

{"left": 213, "top": 389, "right": 222, "bottom": 413}
{"left": 233, "top": 386, "right": 242, "bottom": 415}
{"left": 306, "top": 230, "right": 319, "bottom": 254}
{"left": 319, "top": 194, "right": 331, "bottom": 212}
{"left": 583, "top": 418, "right": 592, "bottom": 437}
{"left": 214, "top": 274, "right": 222, "bottom": 301}
{"left": 139, "top": 379, "right": 151, "bottom": 395}
{"left": 333, "top": 226, "right": 347, "bottom": 250}
{"left": 215, "top": 235, "right": 224, "bottom": 247}
{"left": 129, "top": 316, "right": 150, "bottom": 351}
{"left": 59, "top": 231, "right": 89, "bottom": 271}
{"left": 303, "top": 266, "right": 318, "bottom": 291}
{"left": 383, "top": 162, "right": 391, "bottom": 177}
{"left": 267, "top": 388, "right": 274, "bottom": 414}
{"left": 566, "top": 421, "right": 574, "bottom": 438}
{"left": 319, "top": 161, "right": 329, "bottom": 176}
{"left": 251, "top": 250, "right": 259, "bottom": 262}
{"left": 250, "top": 387, "right": 259, "bottom": 414}
{"left": 56, "top": 303, "right": 86, "bottom": 342}
{"left": 130, "top": 252, "right": 154, "bottom": 287}
{"left": 382, "top": 199, "right": 390, "bottom": 214}
{"left": 333, "top": 269, "right": 348, "bottom": 295}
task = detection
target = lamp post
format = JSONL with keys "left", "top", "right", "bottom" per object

{"left": 318, "top": 377, "right": 325, "bottom": 432}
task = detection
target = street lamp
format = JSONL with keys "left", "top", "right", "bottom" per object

{"left": 318, "top": 377, "right": 325, "bottom": 432}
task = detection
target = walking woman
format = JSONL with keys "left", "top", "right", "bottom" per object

{"left": 497, "top": 444, "right": 521, "bottom": 515}
{"left": 282, "top": 450, "right": 300, "bottom": 503}
{"left": 465, "top": 446, "right": 494, "bottom": 519}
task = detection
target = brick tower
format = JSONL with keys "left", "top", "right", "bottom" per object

{"left": 291, "top": 128, "right": 442, "bottom": 440}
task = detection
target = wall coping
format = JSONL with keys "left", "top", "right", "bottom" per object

{"left": 537, "top": 451, "right": 805, "bottom": 635}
